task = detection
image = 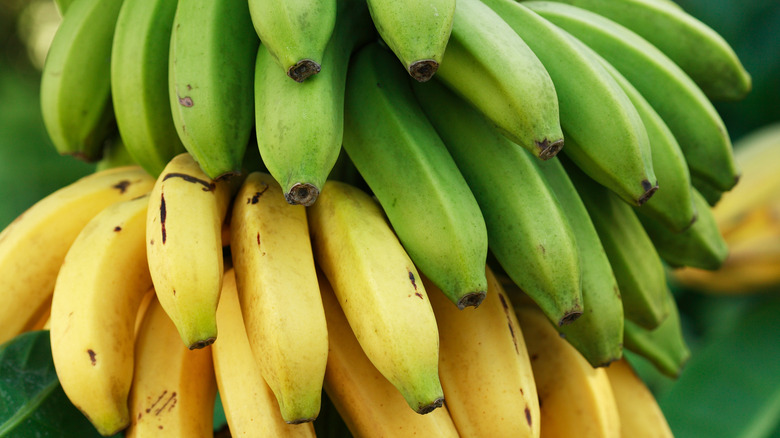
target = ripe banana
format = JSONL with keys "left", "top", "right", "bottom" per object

{"left": 544, "top": 0, "right": 751, "bottom": 101}
{"left": 343, "top": 42, "right": 488, "bottom": 309}
{"left": 126, "top": 296, "right": 216, "bottom": 437}
{"left": 213, "top": 269, "right": 315, "bottom": 437}
{"left": 0, "top": 166, "right": 153, "bottom": 345}
{"left": 254, "top": 0, "right": 374, "bottom": 206}
{"left": 308, "top": 181, "right": 444, "bottom": 414}
{"left": 319, "top": 271, "right": 460, "bottom": 437}
{"left": 365, "top": 0, "right": 454, "bottom": 82}
{"left": 567, "top": 160, "right": 670, "bottom": 330}
{"left": 111, "top": 0, "right": 185, "bottom": 177}
{"left": 248, "top": 0, "right": 336, "bottom": 82}
{"left": 531, "top": 156, "right": 624, "bottom": 368}
{"left": 515, "top": 305, "right": 621, "bottom": 438}
{"left": 605, "top": 358, "right": 674, "bottom": 438}
{"left": 146, "top": 153, "right": 233, "bottom": 349}
{"left": 435, "top": 0, "right": 563, "bottom": 160}
{"left": 480, "top": 0, "right": 656, "bottom": 206}
{"left": 412, "top": 78, "right": 582, "bottom": 326}
{"left": 428, "top": 267, "right": 540, "bottom": 438}
{"left": 230, "top": 172, "right": 328, "bottom": 423}
{"left": 527, "top": 1, "right": 739, "bottom": 192}
{"left": 168, "top": 0, "right": 259, "bottom": 179}
{"left": 50, "top": 194, "right": 152, "bottom": 436}
{"left": 40, "top": 0, "right": 121, "bottom": 161}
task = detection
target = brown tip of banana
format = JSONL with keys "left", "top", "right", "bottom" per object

{"left": 457, "top": 291, "right": 487, "bottom": 310}
{"left": 637, "top": 180, "right": 659, "bottom": 206}
{"left": 558, "top": 309, "right": 583, "bottom": 326}
{"left": 681, "top": 211, "right": 699, "bottom": 232}
{"left": 409, "top": 60, "right": 439, "bottom": 82}
{"left": 415, "top": 397, "right": 445, "bottom": 415}
{"left": 285, "top": 416, "right": 317, "bottom": 424}
{"left": 287, "top": 59, "right": 321, "bottom": 83}
{"left": 537, "top": 137, "right": 564, "bottom": 160}
{"left": 285, "top": 183, "right": 320, "bottom": 206}
{"left": 188, "top": 337, "right": 216, "bottom": 350}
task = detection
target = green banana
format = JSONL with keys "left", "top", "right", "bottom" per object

{"left": 111, "top": 0, "right": 185, "bottom": 177}
{"left": 40, "top": 0, "right": 122, "bottom": 161}
{"left": 691, "top": 174, "right": 725, "bottom": 206}
{"left": 247, "top": 0, "right": 336, "bottom": 82}
{"left": 434, "top": 0, "right": 563, "bottom": 160}
{"left": 412, "top": 78, "right": 583, "bottom": 327}
{"left": 638, "top": 189, "right": 729, "bottom": 270}
{"left": 539, "top": 0, "right": 751, "bottom": 101}
{"left": 365, "top": 0, "right": 455, "bottom": 82}
{"left": 526, "top": 1, "right": 739, "bottom": 193}
{"left": 95, "top": 135, "right": 137, "bottom": 172}
{"left": 254, "top": 0, "right": 374, "bottom": 206}
{"left": 480, "top": 0, "right": 656, "bottom": 206}
{"left": 343, "top": 42, "right": 488, "bottom": 309}
{"left": 168, "top": 0, "right": 259, "bottom": 179}
{"left": 566, "top": 158, "right": 670, "bottom": 330}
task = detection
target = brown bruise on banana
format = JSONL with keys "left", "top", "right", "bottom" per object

{"left": 177, "top": 85, "right": 194, "bottom": 107}
{"left": 498, "top": 294, "right": 520, "bottom": 355}
{"left": 142, "top": 390, "right": 178, "bottom": 417}
{"left": 247, "top": 184, "right": 269, "bottom": 204}
{"left": 409, "top": 59, "right": 439, "bottom": 83}
{"left": 408, "top": 270, "right": 423, "bottom": 299}
{"left": 537, "top": 138, "right": 564, "bottom": 160}
{"left": 87, "top": 349, "right": 96, "bottom": 366}
{"left": 637, "top": 179, "right": 659, "bottom": 206}
{"left": 114, "top": 226, "right": 122, "bottom": 232}
{"left": 287, "top": 59, "right": 321, "bottom": 83}
{"left": 112, "top": 180, "right": 131, "bottom": 193}
{"left": 162, "top": 172, "right": 216, "bottom": 192}
{"left": 525, "top": 405, "right": 532, "bottom": 427}
{"left": 159, "top": 194, "right": 167, "bottom": 244}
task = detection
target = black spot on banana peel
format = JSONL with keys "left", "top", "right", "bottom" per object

{"left": 113, "top": 226, "right": 121, "bottom": 232}
{"left": 287, "top": 59, "right": 321, "bottom": 83}
{"left": 409, "top": 60, "right": 439, "bottom": 83}
{"left": 87, "top": 349, "right": 96, "bottom": 365}
{"left": 637, "top": 179, "right": 659, "bottom": 206}
{"left": 159, "top": 194, "right": 167, "bottom": 244}
{"left": 525, "top": 406, "right": 532, "bottom": 426}
{"left": 537, "top": 137, "right": 564, "bottom": 160}
{"left": 112, "top": 180, "right": 130, "bottom": 193}
{"left": 284, "top": 183, "right": 318, "bottom": 206}
{"left": 162, "top": 172, "right": 216, "bottom": 191}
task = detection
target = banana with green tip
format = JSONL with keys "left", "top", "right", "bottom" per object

{"left": 366, "top": 0, "right": 455, "bottom": 82}
{"left": 111, "top": 0, "right": 185, "bottom": 177}
{"left": 434, "top": 0, "right": 563, "bottom": 160}
{"left": 480, "top": 0, "right": 657, "bottom": 206}
{"left": 343, "top": 42, "right": 488, "bottom": 309}
{"left": 168, "top": 0, "right": 259, "bottom": 179}
{"left": 254, "top": 0, "right": 374, "bottom": 206}
{"left": 412, "top": 78, "right": 582, "bottom": 326}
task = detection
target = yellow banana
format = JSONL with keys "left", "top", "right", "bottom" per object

{"left": 605, "top": 358, "right": 674, "bottom": 438}
{"left": 230, "top": 172, "right": 328, "bottom": 423}
{"left": 0, "top": 166, "right": 153, "bottom": 345}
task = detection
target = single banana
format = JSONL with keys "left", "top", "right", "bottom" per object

{"left": 168, "top": 0, "right": 259, "bottom": 179}
{"left": 111, "top": 0, "right": 185, "bottom": 177}
{"left": 531, "top": 156, "right": 624, "bottom": 368}
{"left": 254, "top": 0, "right": 374, "bottom": 206}
{"left": 247, "top": 0, "right": 336, "bottom": 82}
{"left": 428, "top": 267, "right": 540, "bottom": 438}
{"left": 343, "top": 42, "right": 488, "bottom": 309}
{"left": 412, "top": 78, "right": 582, "bottom": 326}
{"left": 605, "top": 358, "right": 674, "bottom": 438}
{"left": 365, "top": 0, "right": 454, "bottom": 82}
{"left": 230, "top": 173, "right": 328, "bottom": 423}
{"left": 40, "top": 0, "right": 121, "bottom": 161}
{"left": 434, "top": 0, "right": 563, "bottom": 160}
{"left": 319, "top": 271, "right": 460, "bottom": 436}
{"left": 515, "top": 305, "right": 621, "bottom": 438}
{"left": 567, "top": 160, "right": 670, "bottom": 330}
{"left": 146, "top": 153, "right": 232, "bottom": 349}
{"left": 50, "top": 194, "right": 152, "bottom": 436}
{"left": 542, "top": 0, "right": 751, "bottom": 100}
{"left": 480, "top": 0, "right": 657, "bottom": 206}
{"left": 638, "top": 189, "right": 729, "bottom": 270}
{"left": 126, "top": 296, "right": 216, "bottom": 437}
{"left": 308, "top": 181, "right": 444, "bottom": 414}
{"left": 213, "top": 269, "right": 316, "bottom": 437}
{"left": 526, "top": 1, "right": 739, "bottom": 192}
{"left": 0, "top": 166, "right": 153, "bottom": 345}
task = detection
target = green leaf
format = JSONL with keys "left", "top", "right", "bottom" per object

{"left": 0, "top": 330, "right": 105, "bottom": 438}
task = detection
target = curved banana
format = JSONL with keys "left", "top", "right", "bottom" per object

{"left": 366, "top": 0, "right": 454, "bottom": 82}
{"left": 213, "top": 269, "right": 316, "bottom": 437}
{"left": 111, "top": 0, "right": 185, "bottom": 177}
{"left": 343, "top": 42, "right": 488, "bottom": 309}
{"left": 412, "top": 78, "right": 582, "bottom": 326}
{"left": 231, "top": 173, "right": 328, "bottom": 423}
{"left": 126, "top": 296, "right": 216, "bottom": 437}
{"left": 428, "top": 267, "right": 540, "bottom": 438}
{"left": 0, "top": 166, "right": 153, "bottom": 345}
{"left": 319, "top": 271, "right": 459, "bottom": 436}
{"left": 168, "top": 0, "right": 259, "bottom": 179}
{"left": 248, "top": 0, "right": 336, "bottom": 82}
{"left": 605, "top": 358, "right": 674, "bottom": 438}
{"left": 254, "top": 0, "right": 374, "bottom": 206}
{"left": 40, "top": 0, "right": 121, "bottom": 161}
{"left": 146, "top": 153, "right": 232, "bottom": 349}
{"left": 308, "top": 181, "right": 444, "bottom": 415}
{"left": 480, "top": 0, "right": 656, "bottom": 206}
{"left": 50, "top": 195, "right": 152, "bottom": 436}
{"left": 434, "top": 0, "right": 563, "bottom": 160}
{"left": 515, "top": 305, "right": 621, "bottom": 438}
